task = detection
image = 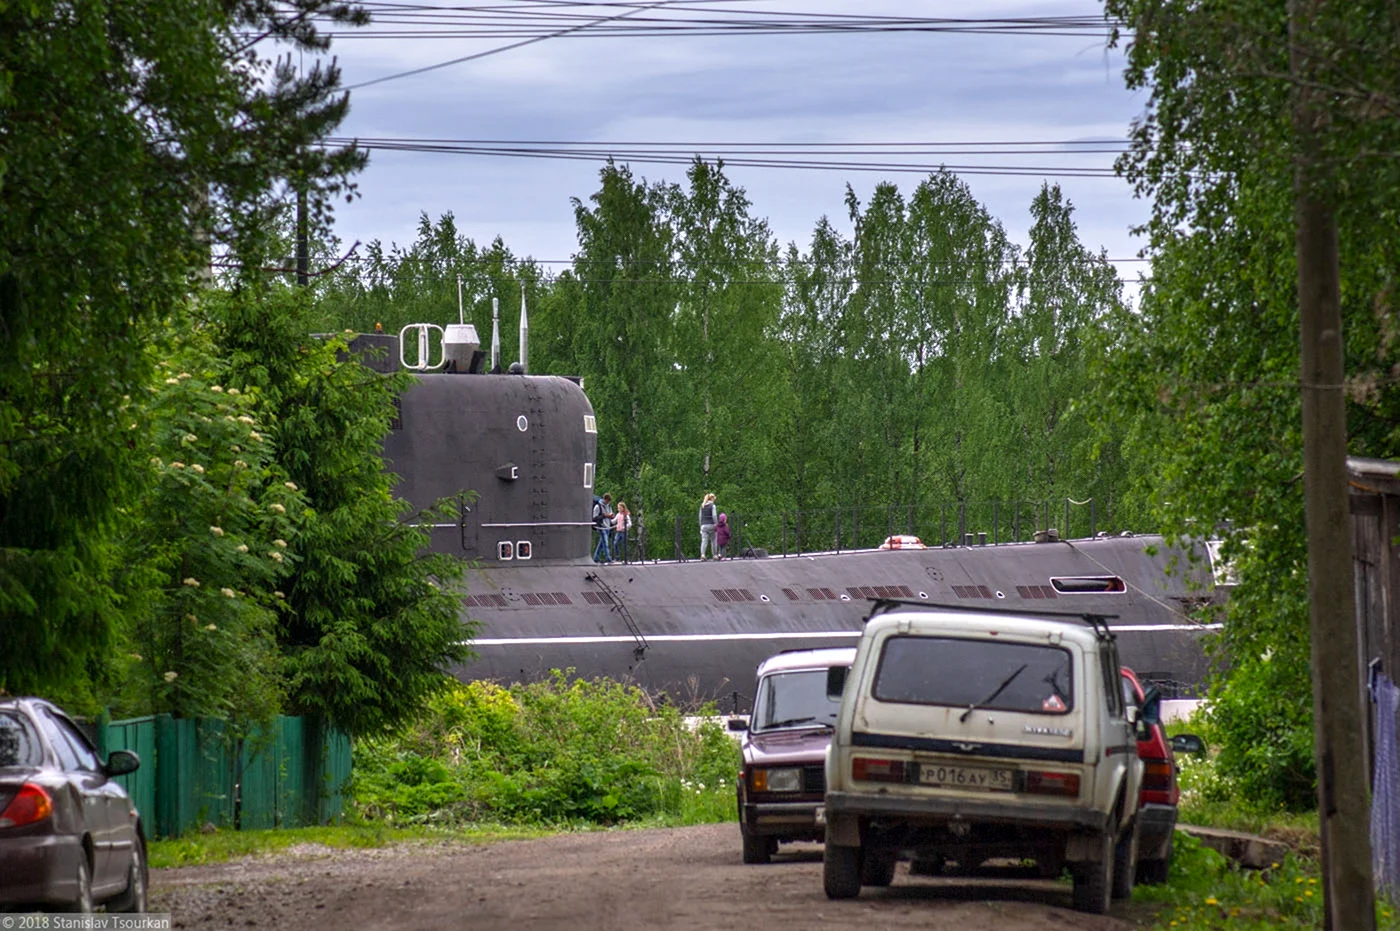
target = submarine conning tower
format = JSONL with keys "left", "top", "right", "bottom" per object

{"left": 351, "top": 320, "right": 599, "bottom": 566}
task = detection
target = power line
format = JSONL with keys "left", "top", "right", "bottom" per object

{"left": 317, "top": 4, "right": 1122, "bottom": 41}
{"left": 344, "top": 0, "right": 679, "bottom": 91}
{"left": 322, "top": 136, "right": 1123, "bottom": 177}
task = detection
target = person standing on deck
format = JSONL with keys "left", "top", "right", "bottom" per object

{"left": 614, "top": 502, "right": 632, "bottom": 563}
{"left": 699, "top": 493, "right": 718, "bottom": 559}
{"left": 593, "top": 493, "right": 614, "bottom": 563}
{"left": 715, "top": 512, "right": 731, "bottom": 560}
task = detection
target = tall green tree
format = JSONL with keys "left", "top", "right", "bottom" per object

{"left": 213, "top": 286, "right": 470, "bottom": 736}
{"left": 1010, "top": 184, "right": 1127, "bottom": 525}
{"left": 0, "top": 0, "right": 365, "bottom": 702}
{"left": 1101, "top": 0, "right": 1400, "bottom": 807}
{"left": 567, "top": 163, "right": 679, "bottom": 517}
{"left": 666, "top": 160, "right": 785, "bottom": 517}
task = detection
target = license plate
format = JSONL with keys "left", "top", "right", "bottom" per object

{"left": 918, "top": 763, "right": 1013, "bottom": 791}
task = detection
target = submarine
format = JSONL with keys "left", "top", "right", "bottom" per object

{"left": 359, "top": 315, "right": 1224, "bottom": 712}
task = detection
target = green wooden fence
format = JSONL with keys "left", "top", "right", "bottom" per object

{"left": 96, "top": 713, "right": 352, "bottom": 838}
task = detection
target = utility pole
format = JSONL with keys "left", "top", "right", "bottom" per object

{"left": 1289, "top": 1, "right": 1375, "bottom": 927}
{"left": 296, "top": 183, "right": 309, "bottom": 287}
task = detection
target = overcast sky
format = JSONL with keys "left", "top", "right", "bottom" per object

{"left": 320, "top": 1, "right": 1149, "bottom": 291}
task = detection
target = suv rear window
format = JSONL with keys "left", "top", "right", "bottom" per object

{"left": 873, "top": 636, "right": 1074, "bottom": 714}
{"left": 752, "top": 669, "right": 844, "bottom": 730}
{"left": 0, "top": 712, "right": 43, "bottom": 767}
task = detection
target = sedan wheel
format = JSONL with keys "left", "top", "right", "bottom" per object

{"left": 741, "top": 830, "right": 771, "bottom": 865}
{"left": 110, "top": 841, "right": 149, "bottom": 912}
{"left": 64, "top": 856, "right": 94, "bottom": 914}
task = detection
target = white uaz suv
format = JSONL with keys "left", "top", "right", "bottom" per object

{"left": 821, "top": 602, "right": 1147, "bottom": 915}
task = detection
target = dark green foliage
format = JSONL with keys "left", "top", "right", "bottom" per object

{"left": 1102, "top": 0, "right": 1400, "bottom": 809}
{"left": 210, "top": 286, "right": 470, "bottom": 737}
{"left": 0, "top": 0, "right": 363, "bottom": 702}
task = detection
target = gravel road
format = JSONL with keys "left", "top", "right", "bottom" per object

{"left": 152, "top": 823, "right": 1158, "bottom": 930}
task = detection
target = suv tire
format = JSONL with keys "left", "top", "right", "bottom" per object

{"left": 1138, "top": 835, "right": 1172, "bottom": 885}
{"left": 861, "top": 849, "right": 897, "bottom": 887}
{"left": 741, "top": 830, "right": 771, "bottom": 865}
{"left": 824, "top": 844, "right": 863, "bottom": 899}
{"left": 1111, "top": 819, "right": 1139, "bottom": 900}
{"left": 1071, "top": 831, "right": 1113, "bottom": 915}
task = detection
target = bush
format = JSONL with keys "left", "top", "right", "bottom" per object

{"left": 350, "top": 672, "right": 741, "bottom": 827}
{"left": 1204, "top": 654, "right": 1316, "bottom": 812}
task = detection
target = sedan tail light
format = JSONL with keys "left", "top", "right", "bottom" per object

{"left": 0, "top": 783, "right": 54, "bottom": 827}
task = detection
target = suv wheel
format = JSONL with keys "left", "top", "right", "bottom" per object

{"left": 1138, "top": 836, "right": 1172, "bottom": 885}
{"left": 741, "top": 831, "right": 771, "bottom": 865}
{"left": 1070, "top": 832, "right": 1113, "bottom": 915}
{"left": 823, "top": 844, "right": 863, "bottom": 899}
{"left": 1111, "top": 819, "right": 1139, "bottom": 900}
{"left": 861, "top": 849, "right": 897, "bottom": 887}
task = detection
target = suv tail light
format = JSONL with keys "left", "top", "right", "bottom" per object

{"left": 852, "top": 757, "right": 907, "bottom": 783}
{"left": 1142, "top": 760, "right": 1175, "bottom": 792}
{"left": 1024, "top": 770, "right": 1081, "bottom": 797}
{"left": 0, "top": 784, "right": 54, "bottom": 827}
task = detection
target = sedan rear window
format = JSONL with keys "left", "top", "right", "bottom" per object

{"left": 0, "top": 712, "right": 43, "bottom": 767}
{"left": 873, "top": 636, "right": 1074, "bottom": 714}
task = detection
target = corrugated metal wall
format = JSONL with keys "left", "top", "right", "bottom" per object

{"left": 96, "top": 713, "right": 351, "bottom": 838}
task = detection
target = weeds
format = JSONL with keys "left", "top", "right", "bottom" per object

{"left": 1134, "top": 832, "right": 1398, "bottom": 929}
{"left": 349, "top": 672, "right": 740, "bottom": 828}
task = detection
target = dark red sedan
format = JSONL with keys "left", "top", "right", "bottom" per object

{"left": 0, "top": 698, "right": 148, "bottom": 912}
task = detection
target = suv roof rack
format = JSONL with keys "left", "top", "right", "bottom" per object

{"left": 865, "top": 598, "right": 1119, "bottom": 641}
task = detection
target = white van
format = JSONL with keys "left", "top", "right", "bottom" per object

{"left": 822, "top": 602, "right": 1149, "bottom": 914}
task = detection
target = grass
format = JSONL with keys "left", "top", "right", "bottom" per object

{"left": 1131, "top": 831, "right": 1398, "bottom": 929}
{"left": 147, "top": 822, "right": 548, "bottom": 869}
{"left": 1130, "top": 712, "right": 1393, "bottom": 928}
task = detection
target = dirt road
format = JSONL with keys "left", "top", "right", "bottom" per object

{"left": 152, "top": 824, "right": 1159, "bottom": 930}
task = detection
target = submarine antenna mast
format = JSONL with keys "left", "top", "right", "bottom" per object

{"left": 456, "top": 273, "right": 465, "bottom": 324}
{"left": 490, "top": 296, "right": 501, "bottom": 372}
{"left": 519, "top": 281, "right": 529, "bottom": 374}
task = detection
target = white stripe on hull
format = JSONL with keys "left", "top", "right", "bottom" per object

{"left": 467, "top": 623, "right": 1220, "bottom": 648}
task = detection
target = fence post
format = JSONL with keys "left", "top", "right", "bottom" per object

{"left": 155, "top": 713, "right": 178, "bottom": 838}
{"left": 958, "top": 502, "right": 966, "bottom": 544}
{"left": 1091, "top": 499, "right": 1096, "bottom": 537}
{"left": 674, "top": 515, "right": 683, "bottom": 561}
{"left": 993, "top": 502, "right": 1000, "bottom": 545}
{"left": 1064, "top": 499, "right": 1071, "bottom": 540}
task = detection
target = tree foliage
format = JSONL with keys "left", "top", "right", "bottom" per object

{"left": 1101, "top": 0, "right": 1400, "bottom": 807}
{"left": 0, "top": 0, "right": 363, "bottom": 702}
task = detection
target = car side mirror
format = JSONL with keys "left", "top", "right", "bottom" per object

{"left": 106, "top": 749, "right": 140, "bottom": 777}
{"left": 1170, "top": 733, "right": 1207, "bottom": 756}
{"left": 826, "top": 666, "right": 849, "bottom": 699}
{"left": 1139, "top": 686, "right": 1163, "bottom": 727}
{"left": 727, "top": 717, "right": 749, "bottom": 732}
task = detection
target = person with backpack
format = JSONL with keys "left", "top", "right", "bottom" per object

{"left": 592, "top": 493, "right": 614, "bottom": 563}
{"left": 698, "top": 493, "right": 718, "bottom": 559}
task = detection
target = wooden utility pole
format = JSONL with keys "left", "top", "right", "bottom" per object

{"left": 1289, "top": 1, "right": 1376, "bottom": 927}
{"left": 296, "top": 184, "right": 309, "bottom": 287}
